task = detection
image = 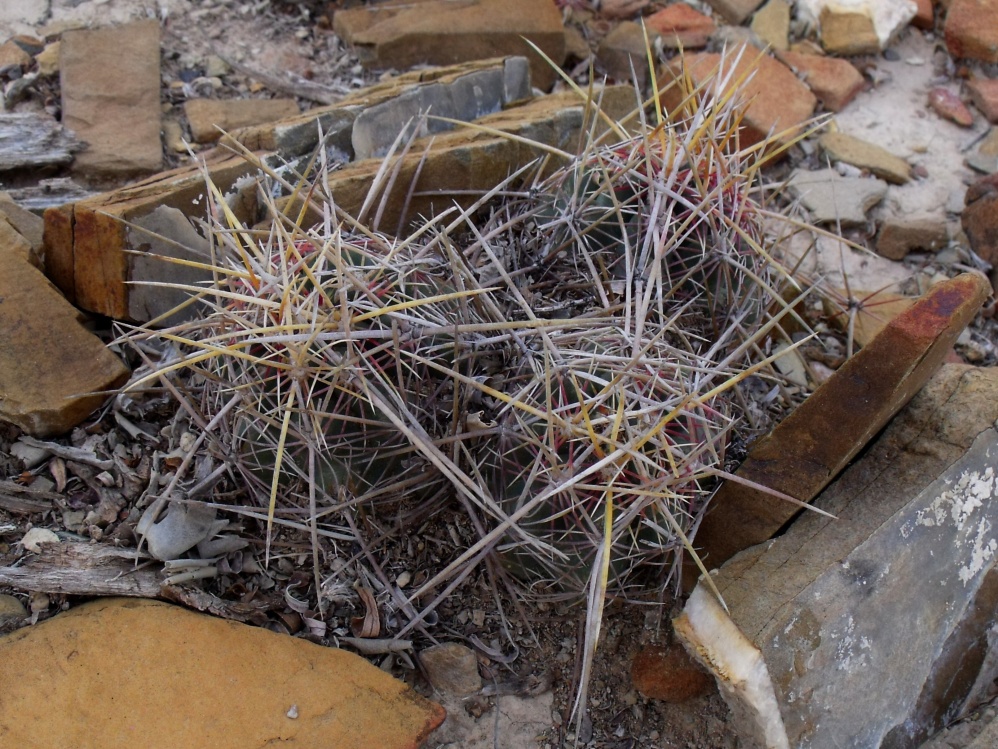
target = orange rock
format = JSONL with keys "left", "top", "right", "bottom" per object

{"left": 685, "top": 273, "right": 991, "bottom": 587}
{"left": 945, "top": 0, "right": 998, "bottom": 63}
{"left": 818, "top": 6, "right": 880, "bottom": 55}
{"left": 966, "top": 76, "right": 998, "bottom": 123}
{"left": 912, "top": 0, "right": 935, "bottom": 29}
{"left": 645, "top": 4, "right": 716, "bottom": 49}
{"left": 928, "top": 87, "right": 974, "bottom": 127}
{"left": 184, "top": 98, "right": 300, "bottom": 143}
{"left": 631, "top": 644, "right": 713, "bottom": 702}
{"left": 779, "top": 50, "right": 865, "bottom": 112}
{"left": 657, "top": 47, "right": 816, "bottom": 148}
{"left": 0, "top": 598, "right": 445, "bottom": 749}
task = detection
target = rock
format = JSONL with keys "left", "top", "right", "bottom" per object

{"left": 920, "top": 704, "right": 998, "bottom": 748}
{"left": 0, "top": 250, "right": 130, "bottom": 437}
{"left": 0, "top": 0, "right": 49, "bottom": 33}
{"left": 822, "top": 288, "right": 917, "bottom": 348}
{"left": 20, "top": 527, "right": 60, "bottom": 552}
{"left": 945, "top": 0, "right": 998, "bottom": 63}
{"left": 819, "top": 131, "right": 912, "bottom": 184}
{"left": 184, "top": 98, "right": 300, "bottom": 143}
{"left": 428, "top": 692, "right": 553, "bottom": 747}
{"left": 137, "top": 498, "right": 217, "bottom": 561}
{"left": 419, "top": 643, "right": 482, "bottom": 696}
{"left": 597, "top": 21, "right": 653, "bottom": 86}
{"left": 703, "top": 0, "right": 766, "bottom": 24}
{"left": 877, "top": 215, "right": 949, "bottom": 259}
{"left": 0, "top": 39, "right": 31, "bottom": 70}
{"left": 0, "top": 113, "right": 82, "bottom": 171}
{"left": 226, "top": 57, "right": 530, "bottom": 162}
{"left": 42, "top": 153, "right": 259, "bottom": 321}
{"left": 967, "top": 76, "right": 998, "bottom": 123}
{"left": 962, "top": 172, "right": 998, "bottom": 265}
{"left": 0, "top": 192, "right": 44, "bottom": 256}
{"left": 686, "top": 274, "right": 990, "bottom": 581}
{"left": 333, "top": 0, "right": 566, "bottom": 90}
{"left": 599, "top": 0, "right": 650, "bottom": 19}
{"left": 657, "top": 47, "right": 816, "bottom": 149}
{"left": 929, "top": 87, "right": 975, "bottom": 127}
{"left": 0, "top": 214, "right": 37, "bottom": 267}
{"left": 0, "top": 598, "right": 444, "bottom": 749}
{"left": 787, "top": 168, "right": 887, "bottom": 225}
{"left": 60, "top": 20, "right": 162, "bottom": 177}
{"left": 750, "top": 0, "right": 790, "bottom": 52}
{"left": 798, "top": 0, "right": 917, "bottom": 53}
{"left": 645, "top": 4, "right": 716, "bottom": 49}
{"left": 631, "top": 644, "right": 713, "bottom": 702}
{"left": 677, "top": 364, "right": 998, "bottom": 749}
{"left": 911, "top": 0, "right": 935, "bottom": 28}
{"left": 778, "top": 51, "right": 865, "bottom": 112}
{"left": 34, "top": 41, "right": 59, "bottom": 76}
{"left": 0, "top": 593, "right": 26, "bottom": 627}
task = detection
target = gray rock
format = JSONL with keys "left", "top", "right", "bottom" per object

{"left": 419, "top": 642, "right": 482, "bottom": 696}
{"left": 137, "top": 497, "right": 217, "bottom": 561}
{"left": 788, "top": 167, "right": 887, "bottom": 226}
{"left": 0, "top": 593, "right": 26, "bottom": 626}
{"left": 677, "top": 365, "right": 998, "bottom": 749}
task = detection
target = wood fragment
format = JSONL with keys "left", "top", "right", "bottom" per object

{"left": 220, "top": 56, "right": 346, "bottom": 105}
{"left": 0, "top": 113, "right": 83, "bottom": 171}
{"left": 18, "top": 437, "right": 115, "bottom": 471}
{"left": 0, "top": 493, "right": 52, "bottom": 515}
{"left": 8, "top": 178, "right": 96, "bottom": 211}
{"left": 0, "top": 543, "right": 162, "bottom": 597}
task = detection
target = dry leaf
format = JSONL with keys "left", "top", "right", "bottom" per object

{"left": 351, "top": 585, "right": 381, "bottom": 638}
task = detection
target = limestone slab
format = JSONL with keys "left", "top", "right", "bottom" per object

{"left": 184, "top": 98, "right": 299, "bottom": 143}
{"left": 0, "top": 598, "right": 444, "bottom": 749}
{"left": 819, "top": 131, "right": 912, "bottom": 184}
{"left": 787, "top": 168, "right": 886, "bottom": 225}
{"left": 778, "top": 51, "right": 864, "bottom": 112}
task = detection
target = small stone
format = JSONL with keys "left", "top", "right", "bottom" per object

{"left": 945, "top": 0, "right": 998, "bottom": 63}
{"left": 911, "top": 0, "right": 934, "bottom": 29}
{"left": 0, "top": 0, "right": 50, "bottom": 30}
{"left": 597, "top": 21, "right": 654, "bottom": 86}
{"left": 823, "top": 289, "right": 917, "bottom": 348}
{"left": 819, "top": 131, "right": 912, "bottom": 184}
{"left": 203, "top": 54, "right": 230, "bottom": 78}
{"left": 0, "top": 192, "right": 43, "bottom": 257}
{"left": 750, "top": 0, "right": 790, "bottom": 52}
{"left": 184, "top": 98, "right": 300, "bottom": 143}
{"left": 966, "top": 76, "right": 998, "bottom": 123}
{"left": 0, "top": 593, "right": 27, "bottom": 626}
{"left": 0, "top": 214, "right": 37, "bottom": 267}
{"left": 962, "top": 172, "right": 998, "bottom": 265}
{"left": 631, "top": 644, "right": 713, "bottom": 702}
{"left": 0, "top": 599, "right": 445, "bottom": 748}
{"left": 799, "top": 0, "right": 917, "bottom": 52}
{"left": 787, "top": 168, "right": 887, "bottom": 226}
{"left": 0, "top": 39, "right": 31, "bottom": 70}
{"left": 779, "top": 51, "right": 865, "bottom": 112}
{"left": 645, "top": 4, "right": 715, "bottom": 49}
{"left": 928, "top": 87, "right": 974, "bottom": 127}
{"left": 419, "top": 643, "right": 482, "bottom": 696}
{"left": 703, "top": 0, "right": 765, "bottom": 24}
{"left": 876, "top": 215, "right": 949, "bottom": 260}
{"left": 161, "top": 117, "right": 187, "bottom": 153}
{"left": 598, "top": 0, "right": 649, "bottom": 19}
{"left": 20, "top": 528, "right": 60, "bottom": 553}
{"left": 817, "top": 6, "right": 881, "bottom": 55}
{"left": 563, "top": 25, "right": 591, "bottom": 59}
{"left": 60, "top": 20, "right": 162, "bottom": 176}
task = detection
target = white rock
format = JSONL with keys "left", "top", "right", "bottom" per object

{"left": 796, "top": 0, "right": 917, "bottom": 48}
{"left": 20, "top": 527, "right": 59, "bottom": 553}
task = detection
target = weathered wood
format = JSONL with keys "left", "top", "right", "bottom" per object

{"left": 0, "top": 543, "right": 162, "bottom": 597}
{"left": 0, "top": 113, "right": 83, "bottom": 171}
{"left": 8, "top": 178, "right": 96, "bottom": 212}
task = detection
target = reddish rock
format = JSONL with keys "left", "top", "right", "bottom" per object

{"left": 658, "top": 46, "right": 816, "bottom": 148}
{"left": 779, "top": 50, "right": 865, "bottom": 112}
{"left": 0, "top": 598, "right": 444, "bottom": 749}
{"left": 631, "top": 644, "right": 713, "bottom": 702}
{"left": 928, "top": 87, "right": 974, "bottom": 126}
{"left": 333, "top": 0, "right": 566, "bottom": 90}
{"left": 963, "top": 172, "right": 998, "bottom": 265}
{"left": 184, "top": 98, "right": 300, "bottom": 143}
{"left": 966, "top": 76, "right": 998, "bottom": 123}
{"left": 945, "top": 0, "right": 998, "bottom": 63}
{"left": 912, "top": 0, "right": 935, "bottom": 28}
{"left": 645, "top": 4, "right": 716, "bottom": 49}
{"left": 597, "top": 21, "right": 653, "bottom": 86}
{"left": 60, "top": 19, "right": 162, "bottom": 177}
{"left": 704, "top": 0, "right": 765, "bottom": 24}
{"left": 876, "top": 215, "right": 949, "bottom": 260}
{"left": 685, "top": 273, "right": 991, "bottom": 587}
{"left": 823, "top": 289, "right": 918, "bottom": 349}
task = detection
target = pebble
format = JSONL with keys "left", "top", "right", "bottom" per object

{"left": 0, "top": 593, "right": 27, "bottom": 625}
{"left": 819, "top": 131, "right": 912, "bottom": 184}
{"left": 419, "top": 643, "right": 482, "bottom": 696}
{"left": 928, "top": 87, "right": 974, "bottom": 127}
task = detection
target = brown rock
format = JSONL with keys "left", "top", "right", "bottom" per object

{"left": 631, "top": 644, "right": 713, "bottom": 702}
{"left": 928, "top": 87, "right": 974, "bottom": 126}
{"left": 962, "top": 172, "right": 998, "bottom": 265}
{"left": 819, "top": 6, "right": 881, "bottom": 55}
{"left": 0, "top": 215, "right": 36, "bottom": 267}
{"left": 60, "top": 19, "right": 162, "bottom": 176}
{"left": 42, "top": 152, "right": 260, "bottom": 320}
{"left": 645, "top": 4, "right": 716, "bottom": 49}
{"left": 819, "top": 131, "right": 912, "bottom": 184}
{"left": 419, "top": 643, "right": 482, "bottom": 696}
{"left": 597, "top": 21, "right": 654, "bottom": 86}
{"left": 967, "top": 76, "right": 998, "bottom": 123}
{"left": 184, "top": 98, "right": 300, "bottom": 143}
{"left": 0, "top": 250, "right": 129, "bottom": 437}
{"left": 686, "top": 273, "right": 990, "bottom": 584}
{"left": 599, "top": 0, "right": 650, "bottom": 19}
{"left": 0, "top": 39, "right": 31, "bottom": 70}
{"left": 823, "top": 288, "right": 917, "bottom": 348}
{"left": 750, "top": 0, "right": 790, "bottom": 52}
{"left": 876, "top": 215, "right": 949, "bottom": 260}
{"left": 778, "top": 50, "right": 864, "bottom": 112}
{"left": 912, "top": 0, "right": 935, "bottom": 29}
{"left": 334, "top": 0, "right": 566, "bottom": 90}
{"left": 704, "top": 0, "right": 766, "bottom": 24}
{"left": 0, "top": 598, "right": 444, "bottom": 749}
{"left": 945, "top": 0, "right": 998, "bottom": 62}
{"left": 34, "top": 40, "right": 59, "bottom": 76}
{"left": 0, "top": 192, "right": 44, "bottom": 256}
{"left": 657, "top": 47, "right": 816, "bottom": 149}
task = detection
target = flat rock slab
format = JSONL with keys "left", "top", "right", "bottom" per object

{"left": 184, "top": 98, "right": 300, "bottom": 143}
{"left": 0, "top": 113, "right": 81, "bottom": 171}
{"left": 819, "top": 131, "right": 912, "bottom": 184}
{"left": 0, "top": 250, "right": 129, "bottom": 437}
{"left": 0, "top": 598, "right": 444, "bottom": 749}
{"left": 677, "top": 364, "right": 998, "bottom": 748}
{"left": 687, "top": 273, "right": 990, "bottom": 580}
{"left": 787, "top": 167, "right": 887, "bottom": 225}
{"left": 334, "top": 0, "right": 566, "bottom": 90}
{"left": 60, "top": 19, "right": 162, "bottom": 177}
